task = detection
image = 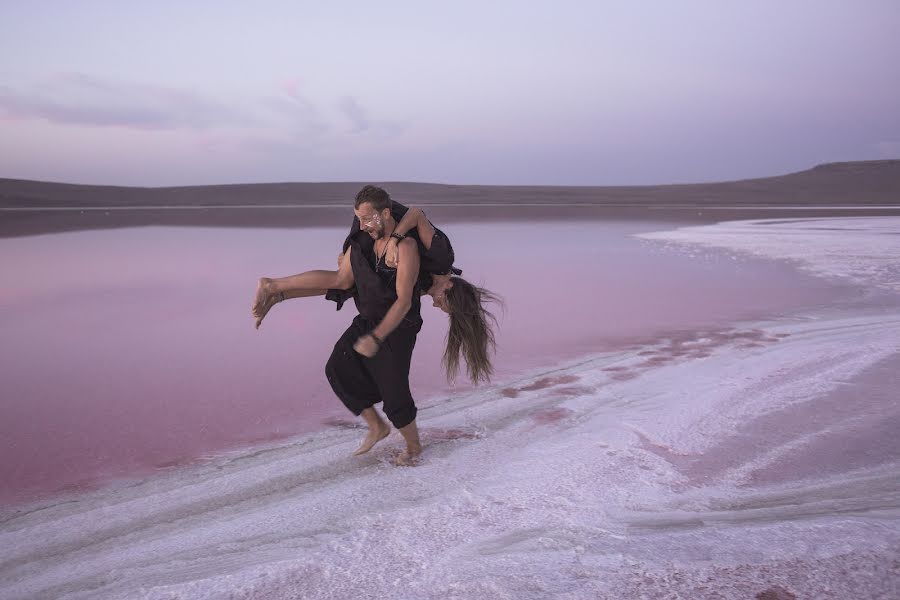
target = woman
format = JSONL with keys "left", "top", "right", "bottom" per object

{"left": 253, "top": 204, "right": 501, "bottom": 384}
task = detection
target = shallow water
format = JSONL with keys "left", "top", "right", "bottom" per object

{"left": 0, "top": 220, "right": 856, "bottom": 508}
{"left": 2, "top": 217, "right": 900, "bottom": 599}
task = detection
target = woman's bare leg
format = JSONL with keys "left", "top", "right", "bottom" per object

{"left": 253, "top": 249, "right": 354, "bottom": 317}
{"left": 252, "top": 271, "right": 341, "bottom": 316}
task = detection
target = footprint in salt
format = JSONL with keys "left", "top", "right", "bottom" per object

{"left": 551, "top": 385, "right": 595, "bottom": 398}
{"left": 642, "top": 356, "right": 674, "bottom": 366}
{"left": 603, "top": 368, "right": 640, "bottom": 381}
{"left": 530, "top": 407, "right": 574, "bottom": 425}
{"left": 322, "top": 416, "right": 363, "bottom": 429}
{"left": 500, "top": 374, "right": 581, "bottom": 398}
{"left": 756, "top": 586, "right": 797, "bottom": 600}
{"left": 422, "top": 427, "right": 482, "bottom": 441}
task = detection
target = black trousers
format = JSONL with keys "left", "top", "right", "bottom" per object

{"left": 325, "top": 315, "right": 421, "bottom": 429}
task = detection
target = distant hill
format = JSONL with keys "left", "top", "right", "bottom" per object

{"left": 2, "top": 160, "right": 899, "bottom": 208}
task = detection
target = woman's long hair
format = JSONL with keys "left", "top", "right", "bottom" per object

{"left": 443, "top": 277, "right": 502, "bottom": 384}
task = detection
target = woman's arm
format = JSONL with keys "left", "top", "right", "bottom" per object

{"left": 394, "top": 206, "right": 435, "bottom": 249}
{"left": 385, "top": 207, "right": 435, "bottom": 267}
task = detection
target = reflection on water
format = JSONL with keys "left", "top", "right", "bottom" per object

{"left": 0, "top": 222, "right": 852, "bottom": 507}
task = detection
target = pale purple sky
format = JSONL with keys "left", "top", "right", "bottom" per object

{"left": 1, "top": 1, "right": 898, "bottom": 186}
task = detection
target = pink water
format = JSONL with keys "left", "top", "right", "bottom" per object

{"left": 0, "top": 221, "right": 853, "bottom": 507}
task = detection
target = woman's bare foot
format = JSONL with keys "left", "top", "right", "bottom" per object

{"left": 353, "top": 423, "right": 391, "bottom": 455}
{"left": 252, "top": 278, "right": 273, "bottom": 317}
{"left": 254, "top": 294, "right": 279, "bottom": 329}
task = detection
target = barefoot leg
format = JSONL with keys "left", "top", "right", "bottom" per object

{"left": 353, "top": 408, "right": 391, "bottom": 456}
{"left": 253, "top": 269, "right": 346, "bottom": 318}
{"left": 394, "top": 419, "right": 422, "bottom": 466}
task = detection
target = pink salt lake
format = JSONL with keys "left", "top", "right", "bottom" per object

{"left": 0, "top": 220, "right": 854, "bottom": 507}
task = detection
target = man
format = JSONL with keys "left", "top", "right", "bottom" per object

{"left": 325, "top": 185, "right": 424, "bottom": 464}
{"left": 252, "top": 185, "right": 423, "bottom": 464}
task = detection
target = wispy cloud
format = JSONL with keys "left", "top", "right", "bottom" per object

{"left": 337, "top": 95, "right": 406, "bottom": 137}
{"left": 338, "top": 96, "right": 369, "bottom": 133}
{"left": 259, "top": 79, "right": 329, "bottom": 138}
{"left": 239, "top": 88, "right": 409, "bottom": 154}
{"left": 0, "top": 73, "right": 411, "bottom": 160}
{"left": 0, "top": 73, "right": 247, "bottom": 131}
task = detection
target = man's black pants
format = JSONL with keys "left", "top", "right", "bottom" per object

{"left": 325, "top": 315, "right": 420, "bottom": 429}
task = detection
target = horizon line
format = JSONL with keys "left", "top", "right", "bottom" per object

{"left": 3, "top": 158, "right": 899, "bottom": 191}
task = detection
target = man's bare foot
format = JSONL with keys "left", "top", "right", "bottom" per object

{"left": 252, "top": 278, "right": 273, "bottom": 317}
{"left": 352, "top": 422, "right": 391, "bottom": 456}
{"left": 394, "top": 419, "right": 422, "bottom": 465}
{"left": 393, "top": 442, "right": 422, "bottom": 466}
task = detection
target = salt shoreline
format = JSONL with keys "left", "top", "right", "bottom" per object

{"left": 2, "top": 305, "right": 898, "bottom": 599}
{"left": 4, "top": 203, "right": 900, "bottom": 239}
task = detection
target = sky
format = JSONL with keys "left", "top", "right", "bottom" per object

{"left": 1, "top": 1, "right": 899, "bottom": 186}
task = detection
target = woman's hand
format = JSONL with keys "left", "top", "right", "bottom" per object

{"left": 353, "top": 334, "right": 380, "bottom": 357}
{"left": 385, "top": 238, "right": 400, "bottom": 268}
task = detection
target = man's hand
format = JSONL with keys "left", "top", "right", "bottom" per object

{"left": 385, "top": 238, "right": 400, "bottom": 268}
{"left": 353, "top": 334, "right": 380, "bottom": 357}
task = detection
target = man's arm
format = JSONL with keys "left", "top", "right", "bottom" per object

{"left": 354, "top": 239, "right": 420, "bottom": 356}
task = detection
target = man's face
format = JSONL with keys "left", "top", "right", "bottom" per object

{"left": 355, "top": 203, "right": 388, "bottom": 240}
